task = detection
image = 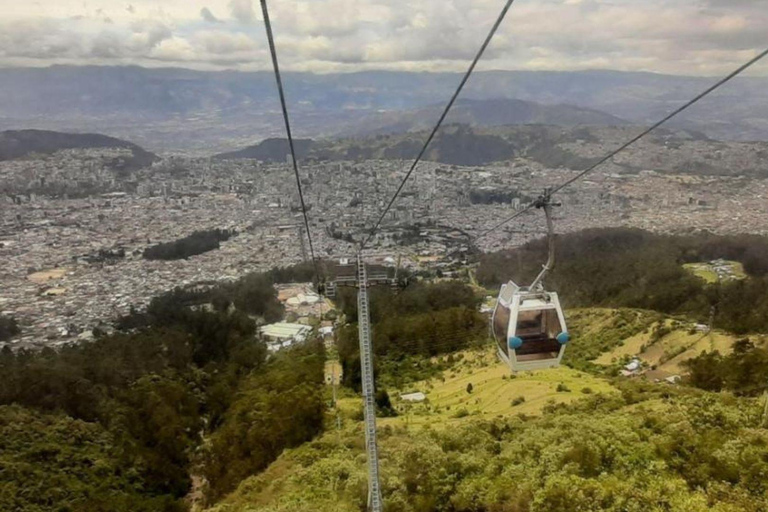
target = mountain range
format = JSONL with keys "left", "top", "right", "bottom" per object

{"left": 0, "top": 66, "right": 767, "bottom": 154}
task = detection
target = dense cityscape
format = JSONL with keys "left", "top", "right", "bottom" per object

{"left": 2, "top": 138, "right": 767, "bottom": 348}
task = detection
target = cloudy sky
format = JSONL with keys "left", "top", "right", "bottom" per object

{"left": 0, "top": 0, "right": 765, "bottom": 75}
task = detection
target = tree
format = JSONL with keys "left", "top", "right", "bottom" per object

{"left": 376, "top": 389, "right": 396, "bottom": 417}
{"left": 203, "top": 344, "right": 325, "bottom": 500}
{"left": 466, "top": 383, "right": 474, "bottom": 394}
{"left": 0, "top": 315, "right": 20, "bottom": 341}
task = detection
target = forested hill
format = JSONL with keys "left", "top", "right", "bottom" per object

{"left": 0, "top": 129, "right": 158, "bottom": 170}
{"left": 478, "top": 228, "right": 768, "bottom": 333}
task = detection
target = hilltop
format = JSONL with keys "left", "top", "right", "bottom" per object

{"left": 213, "top": 138, "right": 314, "bottom": 162}
{"left": 0, "top": 129, "right": 158, "bottom": 170}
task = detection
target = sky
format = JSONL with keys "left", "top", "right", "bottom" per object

{"left": 0, "top": 0, "right": 765, "bottom": 75}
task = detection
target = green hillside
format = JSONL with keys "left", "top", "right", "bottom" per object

{"left": 205, "top": 300, "right": 768, "bottom": 511}
{"left": 209, "top": 359, "right": 768, "bottom": 512}
{"left": 5, "top": 230, "right": 768, "bottom": 511}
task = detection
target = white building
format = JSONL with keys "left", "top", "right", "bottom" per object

{"left": 260, "top": 322, "right": 313, "bottom": 352}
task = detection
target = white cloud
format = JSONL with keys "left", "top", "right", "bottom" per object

{"left": 200, "top": 7, "right": 221, "bottom": 24}
{"left": 229, "top": 0, "right": 256, "bottom": 24}
{"left": 0, "top": 0, "right": 764, "bottom": 75}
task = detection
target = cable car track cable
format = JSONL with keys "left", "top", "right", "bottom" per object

{"left": 359, "top": 0, "right": 517, "bottom": 252}
{"left": 260, "top": 0, "right": 320, "bottom": 279}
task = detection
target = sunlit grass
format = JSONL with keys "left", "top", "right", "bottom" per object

{"left": 377, "top": 346, "right": 616, "bottom": 428}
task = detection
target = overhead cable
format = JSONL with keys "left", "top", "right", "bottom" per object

{"left": 359, "top": 0, "right": 517, "bottom": 251}
{"left": 260, "top": 0, "right": 320, "bottom": 278}
{"left": 471, "top": 47, "right": 768, "bottom": 244}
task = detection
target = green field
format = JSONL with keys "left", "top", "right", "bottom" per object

{"left": 683, "top": 260, "right": 747, "bottom": 283}
{"left": 384, "top": 347, "right": 616, "bottom": 426}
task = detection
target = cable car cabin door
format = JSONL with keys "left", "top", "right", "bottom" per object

{"left": 506, "top": 293, "right": 567, "bottom": 372}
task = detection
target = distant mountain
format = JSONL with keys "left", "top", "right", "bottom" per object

{"left": 215, "top": 126, "right": 521, "bottom": 166}
{"left": 337, "top": 98, "right": 627, "bottom": 137}
{"left": 1, "top": 66, "right": 767, "bottom": 153}
{"left": 214, "top": 124, "right": 768, "bottom": 176}
{"left": 0, "top": 129, "right": 158, "bottom": 170}
{"left": 214, "top": 138, "right": 314, "bottom": 162}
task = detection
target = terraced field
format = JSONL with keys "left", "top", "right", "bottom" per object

{"left": 333, "top": 345, "right": 616, "bottom": 432}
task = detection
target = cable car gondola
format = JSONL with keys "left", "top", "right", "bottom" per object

{"left": 492, "top": 191, "right": 570, "bottom": 372}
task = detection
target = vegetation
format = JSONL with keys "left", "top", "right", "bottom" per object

{"left": 203, "top": 347, "right": 325, "bottom": 501}
{"left": 0, "top": 314, "right": 20, "bottom": 341}
{"left": 684, "top": 338, "right": 768, "bottom": 396}
{"left": 0, "top": 405, "right": 185, "bottom": 511}
{"left": 565, "top": 308, "right": 662, "bottom": 371}
{"left": 335, "top": 281, "right": 486, "bottom": 390}
{"left": 469, "top": 188, "right": 527, "bottom": 205}
{"left": 374, "top": 348, "right": 616, "bottom": 425}
{"left": 0, "top": 268, "right": 324, "bottom": 511}
{"left": 143, "top": 229, "right": 236, "bottom": 261}
{"left": 210, "top": 361, "right": 768, "bottom": 512}
{"left": 478, "top": 228, "right": 768, "bottom": 333}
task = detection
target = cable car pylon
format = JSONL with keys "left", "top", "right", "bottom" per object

{"left": 329, "top": 254, "right": 393, "bottom": 510}
{"left": 356, "top": 253, "right": 383, "bottom": 511}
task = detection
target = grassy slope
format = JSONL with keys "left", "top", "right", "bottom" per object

{"left": 207, "top": 307, "right": 768, "bottom": 511}
{"left": 209, "top": 380, "right": 768, "bottom": 512}
{"left": 379, "top": 348, "right": 615, "bottom": 427}
{"left": 683, "top": 263, "right": 719, "bottom": 283}
{"left": 208, "top": 344, "right": 618, "bottom": 512}
{"left": 588, "top": 312, "right": 766, "bottom": 374}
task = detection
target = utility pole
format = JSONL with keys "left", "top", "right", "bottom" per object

{"left": 763, "top": 390, "right": 768, "bottom": 428}
{"left": 356, "top": 253, "right": 383, "bottom": 512}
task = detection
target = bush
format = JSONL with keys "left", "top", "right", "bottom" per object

{"left": 452, "top": 408, "right": 470, "bottom": 418}
{"left": 511, "top": 396, "right": 526, "bottom": 407}
{"left": 556, "top": 383, "right": 571, "bottom": 393}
